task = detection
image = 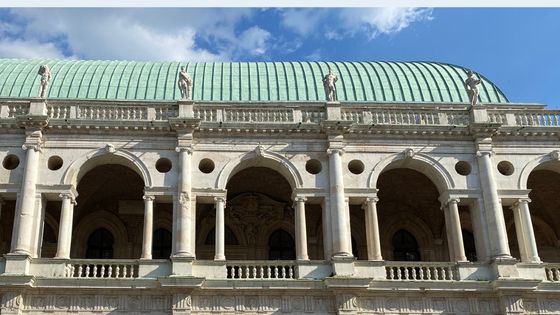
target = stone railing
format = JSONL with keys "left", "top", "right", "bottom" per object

{"left": 385, "top": 262, "right": 456, "bottom": 281}
{"left": 545, "top": 264, "right": 560, "bottom": 282}
{"left": 64, "top": 259, "right": 139, "bottom": 279}
{"left": 514, "top": 111, "right": 560, "bottom": 127}
{"left": 225, "top": 261, "right": 296, "bottom": 279}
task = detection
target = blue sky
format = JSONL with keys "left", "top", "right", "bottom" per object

{"left": 0, "top": 8, "right": 558, "bottom": 107}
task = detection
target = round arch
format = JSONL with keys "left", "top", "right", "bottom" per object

{"left": 62, "top": 147, "right": 152, "bottom": 188}
{"left": 519, "top": 153, "right": 560, "bottom": 189}
{"left": 72, "top": 210, "right": 129, "bottom": 258}
{"left": 216, "top": 148, "right": 303, "bottom": 190}
{"left": 380, "top": 212, "right": 435, "bottom": 261}
{"left": 368, "top": 152, "right": 454, "bottom": 193}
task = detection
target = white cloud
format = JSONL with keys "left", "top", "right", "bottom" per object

{"left": 237, "top": 26, "right": 271, "bottom": 56}
{"left": 0, "top": 8, "right": 259, "bottom": 61}
{"left": 280, "top": 9, "right": 327, "bottom": 36}
{"left": 0, "top": 39, "right": 67, "bottom": 59}
{"left": 339, "top": 8, "right": 433, "bottom": 38}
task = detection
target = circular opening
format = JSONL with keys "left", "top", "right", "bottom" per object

{"left": 455, "top": 161, "right": 472, "bottom": 176}
{"left": 305, "top": 159, "right": 322, "bottom": 174}
{"left": 47, "top": 155, "right": 63, "bottom": 171}
{"left": 199, "top": 158, "right": 215, "bottom": 174}
{"left": 348, "top": 160, "right": 365, "bottom": 175}
{"left": 155, "top": 158, "right": 172, "bottom": 173}
{"left": 497, "top": 161, "right": 515, "bottom": 176}
{"left": 2, "top": 154, "right": 20, "bottom": 170}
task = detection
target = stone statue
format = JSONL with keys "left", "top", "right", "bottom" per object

{"left": 323, "top": 69, "right": 338, "bottom": 102}
{"left": 464, "top": 70, "right": 481, "bottom": 106}
{"left": 37, "top": 65, "right": 51, "bottom": 98}
{"left": 177, "top": 66, "right": 193, "bottom": 101}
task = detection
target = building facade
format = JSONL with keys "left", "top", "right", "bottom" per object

{"left": 0, "top": 59, "right": 559, "bottom": 314}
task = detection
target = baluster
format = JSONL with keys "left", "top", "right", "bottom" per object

{"left": 107, "top": 265, "right": 113, "bottom": 278}
{"left": 411, "top": 267, "right": 416, "bottom": 280}
{"left": 404, "top": 267, "right": 410, "bottom": 280}
{"left": 93, "top": 265, "right": 98, "bottom": 277}
{"left": 280, "top": 266, "right": 286, "bottom": 279}
{"left": 396, "top": 268, "right": 402, "bottom": 280}
{"left": 267, "top": 266, "right": 271, "bottom": 278}
{"left": 252, "top": 266, "right": 257, "bottom": 279}
{"left": 259, "top": 266, "right": 264, "bottom": 279}
{"left": 77, "top": 265, "right": 83, "bottom": 278}
{"left": 100, "top": 265, "right": 105, "bottom": 278}
{"left": 288, "top": 266, "right": 294, "bottom": 279}
{"left": 426, "top": 267, "right": 432, "bottom": 280}
{"left": 554, "top": 269, "right": 560, "bottom": 281}
{"left": 273, "top": 266, "right": 278, "bottom": 278}
{"left": 85, "top": 265, "right": 91, "bottom": 278}
{"left": 419, "top": 267, "right": 424, "bottom": 280}
{"left": 433, "top": 267, "right": 439, "bottom": 280}
{"left": 388, "top": 268, "right": 394, "bottom": 280}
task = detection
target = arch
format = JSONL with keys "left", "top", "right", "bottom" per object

{"left": 519, "top": 153, "right": 560, "bottom": 189}
{"left": 216, "top": 148, "right": 303, "bottom": 190}
{"left": 62, "top": 147, "right": 152, "bottom": 187}
{"left": 380, "top": 212, "right": 435, "bottom": 260}
{"left": 369, "top": 152, "right": 454, "bottom": 193}
{"left": 72, "top": 210, "right": 129, "bottom": 258}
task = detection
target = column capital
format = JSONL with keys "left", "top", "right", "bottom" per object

{"left": 512, "top": 198, "right": 531, "bottom": 209}
{"left": 293, "top": 196, "right": 307, "bottom": 203}
{"left": 476, "top": 150, "right": 494, "bottom": 157}
{"left": 327, "top": 148, "right": 344, "bottom": 156}
{"left": 59, "top": 193, "right": 77, "bottom": 205}
{"left": 214, "top": 196, "right": 226, "bottom": 204}
{"left": 22, "top": 143, "right": 42, "bottom": 152}
{"left": 441, "top": 197, "right": 460, "bottom": 210}
{"left": 362, "top": 197, "right": 379, "bottom": 209}
{"left": 175, "top": 146, "right": 193, "bottom": 154}
{"left": 143, "top": 195, "right": 156, "bottom": 202}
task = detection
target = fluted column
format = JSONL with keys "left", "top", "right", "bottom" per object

{"left": 512, "top": 198, "right": 541, "bottom": 263}
{"left": 55, "top": 193, "right": 76, "bottom": 259}
{"left": 445, "top": 198, "right": 467, "bottom": 262}
{"left": 294, "top": 196, "right": 309, "bottom": 261}
{"left": 328, "top": 148, "right": 352, "bottom": 257}
{"left": 363, "top": 197, "right": 382, "bottom": 261}
{"left": 214, "top": 196, "right": 226, "bottom": 261}
{"left": 141, "top": 195, "right": 155, "bottom": 259}
{"left": 476, "top": 150, "right": 511, "bottom": 258}
{"left": 174, "top": 146, "right": 194, "bottom": 257}
{"left": 12, "top": 143, "right": 41, "bottom": 256}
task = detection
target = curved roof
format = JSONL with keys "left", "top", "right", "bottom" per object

{"left": 0, "top": 59, "right": 509, "bottom": 103}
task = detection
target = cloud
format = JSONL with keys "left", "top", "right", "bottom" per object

{"left": 339, "top": 8, "right": 433, "bottom": 38}
{"left": 0, "top": 8, "right": 258, "bottom": 61}
{"left": 279, "top": 8, "right": 433, "bottom": 40}
{"left": 0, "top": 38, "right": 67, "bottom": 59}
{"left": 237, "top": 26, "right": 271, "bottom": 56}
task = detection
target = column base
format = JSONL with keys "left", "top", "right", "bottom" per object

{"left": 3, "top": 253, "right": 31, "bottom": 275}
{"left": 491, "top": 257, "right": 519, "bottom": 279}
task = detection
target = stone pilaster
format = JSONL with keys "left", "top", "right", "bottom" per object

{"left": 214, "top": 196, "right": 226, "bottom": 261}
{"left": 141, "top": 194, "right": 155, "bottom": 259}
{"left": 363, "top": 196, "right": 382, "bottom": 261}
{"left": 294, "top": 196, "right": 309, "bottom": 261}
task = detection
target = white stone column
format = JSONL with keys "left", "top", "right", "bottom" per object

{"left": 174, "top": 146, "right": 194, "bottom": 257}
{"left": 294, "top": 196, "right": 309, "bottom": 261}
{"left": 512, "top": 198, "right": 541, "bottom": 263}
{"left": 328, "top": 148, "right": 352, "bottom": 257}
{"left": 12, "top": 143, "right": 41, "bottom": 256}
{"left": 141, "top": 195, "right": 155, "bottom": 259}
{"left": 445, "top": 198, "right": 467, "bottom": 262}
{"left": 55, "top": 193, "right": 76, "bottom": 259}
{"left": 214, "top": 196, "right": 226, "bottom": 261}
{"left": 476, "top": 151, "right": 511, "bottom": 258}
{"left": 363, "top": 197, "right": 382, "bottom": 261}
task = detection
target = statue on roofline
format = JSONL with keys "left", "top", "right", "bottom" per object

{"left": 37, "top": 65, "right": 51, "bottom": 99}
{"left": 323, "top": 68, "right": 338, "bottom": 102}
{"left": 464, "top": 70, "right": 481, "bottom": 106}
{"left": 178, "top": 66, "right": 193, "bottom": 101}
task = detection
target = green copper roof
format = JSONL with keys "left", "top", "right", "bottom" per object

{"left": 0, "top": 59, "right": 509, "bottom": 103}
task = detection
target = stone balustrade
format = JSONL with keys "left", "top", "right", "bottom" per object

{"left": 225, "top": 261, "right": 296, "bottom": 279}
{"left": 3, "top": 101, "right": 560, "bottom": 131}
{"left": 546, "top": 264, "right": 560, "bottom": 282}
{"left": 385, "top": 262, "right": 456, "bottom": 281}
{"left": 64, "top": 259, "right": 139, "bottom": 279}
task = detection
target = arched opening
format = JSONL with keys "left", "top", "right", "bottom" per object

{"left": 392, "top": 229, "right": 421, "bottom": 261}
{"left": 72, "top": 164, "right": 149, "bottom": 259}
{"left": 521, "top": 166, "right": 560, "bottom": 262}
{"left": 268, "top": 229, "right": 295, "bottom": 260}
{"left": 86, "top": 228, "right": 114, "bottom": 259}
{"left": 463, "top": 230, "right": 477, "bottom": 262}
{"left": 377, "top": 168, "right": 443, "bottom": 261}
{"left": 152, "top": 228, "right": 172, "bottom": 259}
